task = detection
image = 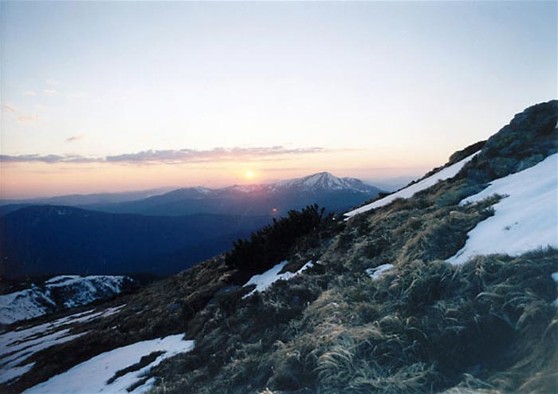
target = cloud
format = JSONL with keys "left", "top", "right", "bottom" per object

{"left": 2, "top": 102, "right": 41, "bottom": 122}
{"left": 0, "top": 154, "right": 96, "bottom": 164}
{"left": 43, "top": 89, "right": 58, "bottom": 97}
{"left": 23, "top": 91, "right": 38, "bottom": 97}
{"left": 65, "top": 134, "right": 86, "bottom": 143}
{"left": 105, "top": 146, "right": 326, "bottom": 164}
{"left": 17, "top": 114, "right": 42, "bottom": 122}
{"left": 2, "top": 103, "right": 19, "bottom": 113}
{"left": 0, "top": 146, "right": 327, "bottom": 165}
{"left": 46, "top": 79, "right": 60, "bottom": 86}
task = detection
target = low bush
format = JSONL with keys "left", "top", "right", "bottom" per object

{"left": 225, "top": 204, "right": 326, "bottom": 276}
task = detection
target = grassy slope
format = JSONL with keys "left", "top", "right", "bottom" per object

{"left": 150, "top": 186, "right": 556, "bottom": 393}
{"left": 146, "top": 101, "right": 557, "bottom": 393}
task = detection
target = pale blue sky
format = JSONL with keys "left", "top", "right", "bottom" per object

{"left": 1, "top": 1, "right": 556, "bottom": 197}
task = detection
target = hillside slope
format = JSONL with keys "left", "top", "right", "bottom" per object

{"left": 1, "top": 100, "right": 556, "bottom": 394}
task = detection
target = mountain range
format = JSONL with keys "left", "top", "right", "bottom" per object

{"left": 63, "top": 172, "right": 382, "bottom": 217}
{"left": 0, "top": 172, "right": 382, "bottom": 279}
{"left": 0, "top": 172, "right": 382, "bottom": 217}
{"left": 0, "top": 187, "right": 176, "bottom": 213}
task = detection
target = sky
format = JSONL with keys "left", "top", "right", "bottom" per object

{"left": 0, "top": 0, "right": 556, "bottom": 198}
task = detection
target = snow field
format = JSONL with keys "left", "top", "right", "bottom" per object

{"left": 0, "top": 305, "right": 125, "bottom": 385}
{"left": 447, "top": 154, "right": 558, "bottom": 264}
{"left": 23, "top": 334, "right": 195, "bottom": 394}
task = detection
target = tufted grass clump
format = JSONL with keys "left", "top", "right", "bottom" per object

{"left": 264, "top": 250, "right": 557, "bottom": 393}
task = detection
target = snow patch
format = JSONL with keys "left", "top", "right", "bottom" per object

{"left": 0, "top": 327, "right": 86, "bottom": 384}
{"left": 23, "top": 334, "right": 195, "bottom": 394}
{"left": 0, "top": 363, "right": 35, "bottom": 385}
{"left": 243, "top": 261, "right": 314, "bottom": 299}
{"left": 366, "top": 264, "right": 395, "bottom": 280}
{"left": 0, "top": 275, "right": 128, "bottom": 325}
{"left": 447, "top": 154, "right": 558, "bottom": 264}
{"left": 0, "top": 305, "right": 125, "bottom": 385}
{"left": 345, "top": 152, "right": 479, "bottom": 218}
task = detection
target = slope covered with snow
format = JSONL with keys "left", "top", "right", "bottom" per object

{"left": 344, "top": 152, "right": 479, "bottom": 218}
{"left": 0, "top": 306, "right": 123, "bottom": 385}
{"left": 23, "top": 334, "right": 195, "bottom": 394}
{"left": 447, "top": 153, "right": 558, "bottom": 264}
{"left": 0, "top": 275, "right": 130, "bottom": 325}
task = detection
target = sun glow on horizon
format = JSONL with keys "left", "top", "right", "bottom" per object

{"left": 244, "top": 170, "right": 256, "bottom": 181}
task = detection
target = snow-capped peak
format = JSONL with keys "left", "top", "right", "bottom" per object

{"left": 273, "top": 172, "right": 373, "bottom": 192}
{"left": 209, "top": 172, "right": 378, "bottom": 195}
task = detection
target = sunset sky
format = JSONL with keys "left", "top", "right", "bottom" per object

{"left": 1, "top": 1, "right": 556, "bottom": 198}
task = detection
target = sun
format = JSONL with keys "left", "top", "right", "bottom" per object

{"left": 244, "top": 170, "right": 256, "bottom": 180}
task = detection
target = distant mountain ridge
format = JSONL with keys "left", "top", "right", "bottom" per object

{"left": 84, "top": 172, "right": 382, "bottom": 216}
{"left": 0, "top": 172, "right": 382, "bottom": 217}
{"left": 0, "top": 187, "right": 176, "bottom": 208}
{"left": 117, "top": 171, "right": 380, "bottom": 198}
{"left": 272, "top": 172, "right": 376, "bottom": 192}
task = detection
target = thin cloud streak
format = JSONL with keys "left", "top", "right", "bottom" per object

{"left": 2, "top": 103, "right": 19, "bottom": 113}
{"left": 0, "top": 146, "right": 328, "bottom": 165}
{"left": 2, "top": 103, "right": 41, "bottom": 122}
{"left": 0, "top": 154, "right": 96, "bottom": 164}
{"left": 17, "top": 114, "right": 41, "bottom": 122}
{"left": 65, "top": 134, "right": 86, "bottom": 143}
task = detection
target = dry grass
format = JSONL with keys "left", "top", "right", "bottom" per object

{"left": 148, "top": 241, "right": 557, "bottom": 394}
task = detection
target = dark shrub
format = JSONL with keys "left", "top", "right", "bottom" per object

{"left": 225, "top": 204, "right": 325, "bottom": 275}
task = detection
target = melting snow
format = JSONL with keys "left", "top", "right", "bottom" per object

{"left": 23, "top": 334, "right": 195, "bottom": 394}
{"left": 0, "top": 305, "right": 125, "bottom": 385}
{"left": 448, "top": 154, "right": 558, "bottom": 264}
{"left": 345, "top": 152, "right": 479, "bottom": 218}
{"left": 243, "top": 260, "right": 314, "bottom": 298}
{"left": 366, "top": 264, "right": 395, "bottom": 280}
